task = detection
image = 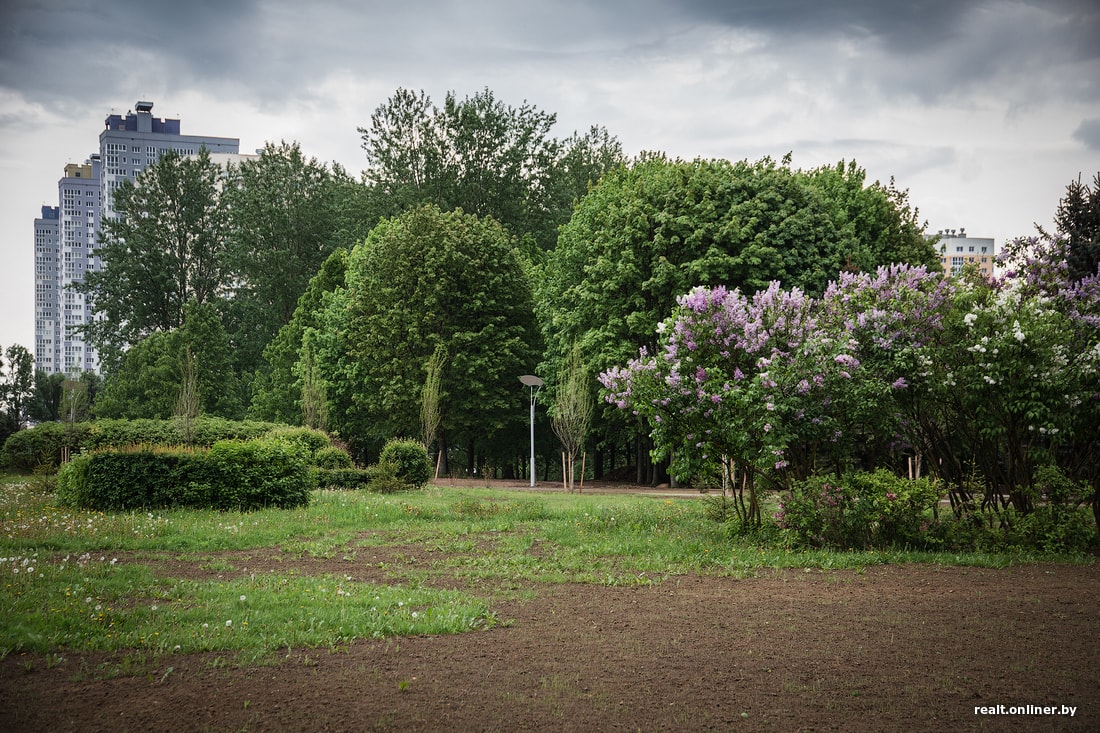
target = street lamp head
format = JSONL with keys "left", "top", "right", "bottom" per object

{"left": 519, "top": 375, "right": 543, "bottom": 387}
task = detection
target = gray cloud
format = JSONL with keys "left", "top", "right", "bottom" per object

{"left": 1073, "top": 118, "right": 1100, "bottom": 151}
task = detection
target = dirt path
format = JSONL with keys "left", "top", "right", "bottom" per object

{"left": 2, "top": 562, "right": 1096, "bottom": 732}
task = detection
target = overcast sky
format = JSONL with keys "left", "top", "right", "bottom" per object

{"left": 2, "top": 0, "right": 1099, "bottom": 355}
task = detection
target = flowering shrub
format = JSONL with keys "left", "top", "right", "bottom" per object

{"left": 600, "top": 243, "right": 1099, "bottom": 540}
{"left": 777, "top": 470, "right": 943, "bottom": 549}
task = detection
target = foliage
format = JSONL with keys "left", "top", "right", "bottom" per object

{"left": 359, "top": 88, "right": 622, "bottom": 254}
{"left": 312, "top": 466, "right": 371, "bottom": 489}
{"left": 1049, "top": 171, "right": 1100, "bottom": 281}
{"left": 314, "top": 205, "right": 541, "bottom": 463}
{"left": 0, "top": 344, "right": 35, "bottom": 446}
{"left": 378, "top": 438, "right": 432, "bottom": 489}
{"left": 777, "top": 470, "right": 944, "bottom": 549}
{"left": 2, "top": 418, "right": 282, "bottom": 471}
{"left": 538, "top": 156, "right": 937, "bottom": 478}
{"left": 362, "top": 459, "right": 410, "bottom": 494}
{"left": 249, "top": 248, "right": 348, "bottom": 424}
{"left": 263, "top": 426, "right": 332, "bottom": 460}
{"left": 601, "top": 235, "right": 1100, "bottom": 539}
{"left": 420, "top": 343, "right": 447, "bottom": 454}
{"left": 221, "top": 142, "right": 352, "bottom": 377}
{"left": 55, "top": 436, "right": 312, "bottom": 512}
{"left": 94, "top": 301, "right": 243, "bottom": 419}
{"left": 312, "top": 446, "right": 354, "bottom": 469}
{"left": 551, "top": 343, "right": 593, "bottom": 492}
{"left": 76, "top": 149, "right": 229, "bottom": 372}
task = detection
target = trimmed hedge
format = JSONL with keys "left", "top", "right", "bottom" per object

{"left": 2, "top": 418, "right": 316, "bottom": 472}
{"left": 379, "top": 438, "right": 432, "bottom": 489}
{"left": 56, "top": 436, "right": 311, "bottom": 511}
{"left": 312, "top": 467, "right": 372, "bottom": 489}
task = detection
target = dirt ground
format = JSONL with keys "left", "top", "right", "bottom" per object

{"left": 1, "top": 484, "right": 1097, "bottom": 732}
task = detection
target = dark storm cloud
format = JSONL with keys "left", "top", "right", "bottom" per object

{"left": 673, "top": 0, "right": 1100, "bottom": 102}
{"left": 3, "top": 0, "right": 1098, "bottom": 114}
{"left": 0, "top": 0, "right": 260, "bottom": 108}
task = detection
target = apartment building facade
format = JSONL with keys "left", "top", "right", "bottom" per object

{"left": 936, "top": 228, "right": 998, "bottom": 277}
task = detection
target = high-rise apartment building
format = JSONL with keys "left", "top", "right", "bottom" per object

{"left": 34, "top": 101, "right": 239, "bottom": 374}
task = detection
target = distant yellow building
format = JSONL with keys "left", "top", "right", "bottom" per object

{"left": 935, "top": 228, "right": 997, "bottom": 277}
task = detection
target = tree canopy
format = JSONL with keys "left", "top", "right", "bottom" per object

{"left": 221, "top": 142, "right": 354, "bottom": 376}
{"left": 94, "top": 301, "right": 242, "bottom": 420}
{"left": 359, "top": 87, "right": 623, "bottom": 253}
{"left": 1051, "top": 172, "right": 1100, "bottom": 281}
{"left": 313, "top": 204, "right": 542, "bottom": 463}
{"left": 78, "top": 148, "right": 229, "bottom": 372}
{"left": 536, "top": 154, "right": 938, "bottom": 479}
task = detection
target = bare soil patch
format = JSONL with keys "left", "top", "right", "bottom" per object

{"left": 2, "top": 558, "right": 1096, "bottom": 732}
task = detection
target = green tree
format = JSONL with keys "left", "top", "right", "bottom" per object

{"left": 249, "top": 247, "right": 349, "bottom": 424}
{"left": 222, "top": 142, "right": 352, "bottom": 376}
{"left": 95, "top": 302, "right": 242, "bottom": 419}
{"left": 537, "top": 155, "right": 937, "bottom": 481}
{"left": 551, "top": 343, "right": 594, "bottom": 492}
{"left": 77, "top": 148, "right": 229, "bottom": 372}
{"left": 1052, "top": 172, "right": 1100, "bottom": 280}
{"left": 359, "top": 87, "right": 622, "bottom": 253}
{"left": 28, "top": 370, "right": 66, "bottom": 423}
{"left": 420, "top": 342, "right": 447, "bottom": 475}
{"left": 1, "top": 344, "right": 35, "bottom": 446}
{"left": 315, "top": 205, "right": 541, "bottom": 464}
{"left": 800, "top": 161, "right": 937, "bottom": 271}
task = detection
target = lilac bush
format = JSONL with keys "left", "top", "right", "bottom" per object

{"left": 601, "top": 249, "right": 1099, "bottom": 542}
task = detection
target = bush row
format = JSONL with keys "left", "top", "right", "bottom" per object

{"left": 56, "top": 435, "right": 314, "bottom": 511}
{"left": 2, "top": 418, "right": 289, "bottom": 471}
{"left": 773, "top": 468, "right": 1096, "bottom": 554}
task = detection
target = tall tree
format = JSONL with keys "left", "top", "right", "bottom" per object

{"left": 359, "top": 88, "right": 622, "bottom": 253}
{"left": 28, "top": 370, "right": 66, "bottom": 423}
{"left": 222, "top": 142, "right": 351, "bottom": 376}
{"left": 1053, "top": 172, "right": 1100, "bottom": 281}
{"left": 314, "top": 205, "right": 542, "bottom": 463}
{"left": 249, "top": 247, "right": 349, "bottom": 424}
{"left": 0, "top": 344, "right": 35, "bottom": 446}
{"left": 77, "top": 148, "right": 229, "bottom": 372}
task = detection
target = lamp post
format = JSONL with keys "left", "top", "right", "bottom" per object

{"left": 519, "top": 375, "right": 543, "bottom": 487}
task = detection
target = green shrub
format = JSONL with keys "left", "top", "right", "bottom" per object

{"left": 312, "top": 445, "right": 353, "bottom": 469}
{"left": 4, "top": 418, "right": 286, "bottom": 471}
{"left": 379, "top": 438, "right": 431, "bottom": 488}
{"left": 54, "top": 437, "right": 311, "bottom": 511}
{"left": 264, "top": 426, "right": 332, "bottom": 459}
{"left": 56, "top": 453, "right": 93, "bottom": 508}
{"left": 312, "top": 467, "right": 371, "bottom": 489}
{"left": 2, "top": 422, "right": 89, "bottom": 471}
{"left": 363, "top": 459, "right": 411, "bottom": 494}
{"left": 778, "top": 470, "right": 943, "bottom": 549}
{"left": 207, "top": 438, "right": 312, "bottom": 510}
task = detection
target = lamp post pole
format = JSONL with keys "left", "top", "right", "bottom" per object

{"left": 519, "top": 375, "right": 543, "bottom": 487}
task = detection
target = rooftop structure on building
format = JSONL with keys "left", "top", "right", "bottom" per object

{"left": 33, "top": 101, "right": 239, "bottom": 375}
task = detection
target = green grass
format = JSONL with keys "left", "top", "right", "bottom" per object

{"left": 0, "top": 478, "right": 1091, "bottom": 666}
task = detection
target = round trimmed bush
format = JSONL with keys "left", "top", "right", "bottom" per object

{"left": 379, "top": 438, "right": 432, "bottom": 488}
{"left": 313, "top": 445, "right": 354, "bottom": 469}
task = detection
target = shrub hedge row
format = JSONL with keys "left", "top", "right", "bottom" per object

{"left": 1, "top": 418, "right": 285, "bottom": 471}
{"left": 56, "top": 436, "right": 314, "bottom": 511}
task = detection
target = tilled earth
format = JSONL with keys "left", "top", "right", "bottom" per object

{"left": 2, "top": 555, "right": 1096, "bottom": 732}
